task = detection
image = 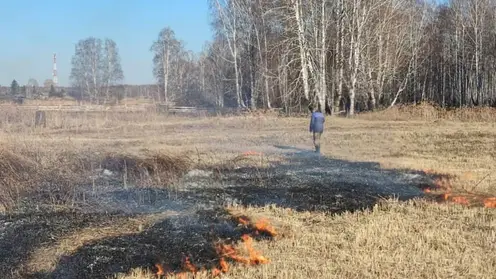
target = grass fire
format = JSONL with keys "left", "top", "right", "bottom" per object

{"left": 153, "top": 216, "right": 277, "bottom": 278}
{"left": 0, "top": 103, "right": 494, "bottom": 279}
{"left": 422, "top": 169, "right": 496, "bottom": 208}
{"left": 4, "top": 0, "right": 496, "bottom": 276}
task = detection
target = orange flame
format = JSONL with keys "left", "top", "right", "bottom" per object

{"left": 442, "top": 193, "right": 451, "bottom": 200}
{"left": 254, "top": 219, "right": 277, "bottom": 237}
{"left": 211, "top": 268, "right": 221, "bottom": 277}
{"left": 157, "top": 218, "right": 276, "bottom": 278}
{"left": 237, "top": 216, "right": 250, "bottom": 226}
{"left": 155, "top": 263, "right": 174, "bottom": 277}
{"left": 422, "top": 169, "right": 496, "bottom": 209}
{"left": 219, "top": 257, "right": 229, "bottom": 272}
{"left": 450, "top": 196, "right": 469, "bottom": 205}
{"left": 483, "top": 197, "right": 496, "bottom": 208}
{"left": 216, "top": 243, "right": 250, "bottom": 264}
{"left": 439, "top": 192, "right": 470, "bottom": 206}
{"left": 182, "top": 257, "right": 197, "bottom": 273}
{"left": 155, "top": 263, "right": 165, "bottom": 276}
{"left": 212, "top": 233, "right": 271, "bottom": 277}
{"left": 236, "top": 216, "right": 278, "bottom": 237}
{"left": 211, "top": 259, "right": 229, "bottom": 278}
{"left": 241, "top": 234, "right": 270, "bottom": 264}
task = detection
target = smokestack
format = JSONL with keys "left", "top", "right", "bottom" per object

{"left": 52, "top": 53, "right": 58, "bottom": 86}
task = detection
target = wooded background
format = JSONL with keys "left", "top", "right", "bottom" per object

{"left": 200, "top": 0, "right": 496, "bottom": 114}
{"left": 3, "top": 0, "right": 496, "bottom": 115}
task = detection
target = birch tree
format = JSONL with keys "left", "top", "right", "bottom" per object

{"left": 102, "top": 39, "right": 124, "bottom": 102}
{"left": 70, "top": 37, "right": 102, "bottom": 102}
{"left": 344, "top": 0, "right": 368, "bottom": 115}
{"left": 210, "top": 0, "right": 246, "bottom": 108}
{"left": 291, "top": 0, "right": 313, "bottom": 102}
{"left": 70, "top": 37, "right": 124, "bottom": 103}
{"left": 151, "top": 27, "right": 181, "bottom": 106}
{"left": 200, "top": 41, "right": 227, "bottom": 107}
{"left": 143, "top": 0, "right": 496, "bottom": 114}
{"left": 389, "top": 1, "right": 431, "bottom": 107}
{"left": 317, "top": 0, "right": 330, "bottom": 112}
{"left": 26, "top": 78, "right": 39, "bottom": 98}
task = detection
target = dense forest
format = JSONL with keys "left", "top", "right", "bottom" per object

{"left": 6, "top": 0, "right": 496, "bottom": 115}
{"left": 198, "top": 0, "right": 496, "bottom": 114}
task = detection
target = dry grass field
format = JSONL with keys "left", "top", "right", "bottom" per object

{"left": 0, "top": 102, "right": 494, "bottom": 279}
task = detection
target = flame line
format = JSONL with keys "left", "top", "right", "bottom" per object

{"left": 156, "top": 216, "right": 277, "bottom": 278}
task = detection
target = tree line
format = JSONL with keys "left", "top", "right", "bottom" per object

{"left": 201, "top": 0, "right": 496, "bottom": 114}
{"left": 45, "top": 0, "right": 496, "bottom": 113}
{"left": 0, "top": 79, "right": 62, "bottom": 101}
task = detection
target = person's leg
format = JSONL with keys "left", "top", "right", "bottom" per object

{"left": 317, "top": 132, "right": 322, "bottom": 153}
{"left": 312, "top": 132, "right": 316, "bottom": 151}
{"left": 313, "top": 132, "right": 322, "bottom": 153}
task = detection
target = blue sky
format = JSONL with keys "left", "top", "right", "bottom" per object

{"left": 0, "top": 0, "right": 212, "bottom": 86}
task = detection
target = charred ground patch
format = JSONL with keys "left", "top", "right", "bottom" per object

{"left": 0, "top": 145, "right": 440, "bottom": 279}
{"left": 186, "top": 146, "right": 431, "bottom": 214}
{"left": 23, "top": 208, "right": 276, "bottom": 279}
{"left": 0, "top": 211, "right": 135, "bottom": 279}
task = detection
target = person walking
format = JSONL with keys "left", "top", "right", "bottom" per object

{"left": 309, "top": 105, "right": 325, "bottom": 153}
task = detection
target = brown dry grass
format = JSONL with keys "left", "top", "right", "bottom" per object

{"left": 0, "top": 140, "right": 190, "bottom": 212}
{"left": 358, "top": 102, "right": 496, "bottom": 122}
{"left": 114, "top": 201, "right": 495, "bottom": 279}
{"left": 0, "top": 102, "right": 495, "bottom": 278}
{"left": 0, "top": 97, "right": 154, "bottom": 106}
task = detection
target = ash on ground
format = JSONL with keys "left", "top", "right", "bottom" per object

{"left": 0, "top": 145, "right": 436, "bottom": 279}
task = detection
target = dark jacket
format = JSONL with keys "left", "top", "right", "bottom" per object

{"left": 309, "top": 112, "right": 325, "bottom": 133}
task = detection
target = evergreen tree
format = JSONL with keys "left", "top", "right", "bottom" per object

{"left": 10, "top": 79, "right": 19, "bottom": 96}
{"left": 49, "top": 84, "right": 56, "bottom": 97}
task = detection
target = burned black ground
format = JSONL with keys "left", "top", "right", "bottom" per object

{"left": 0, "top": 146, "right": 438, "bottom": 279}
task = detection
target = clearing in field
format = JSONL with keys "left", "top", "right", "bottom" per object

{"left": 0, "top": 104, "right": 494, "bottom": 279}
